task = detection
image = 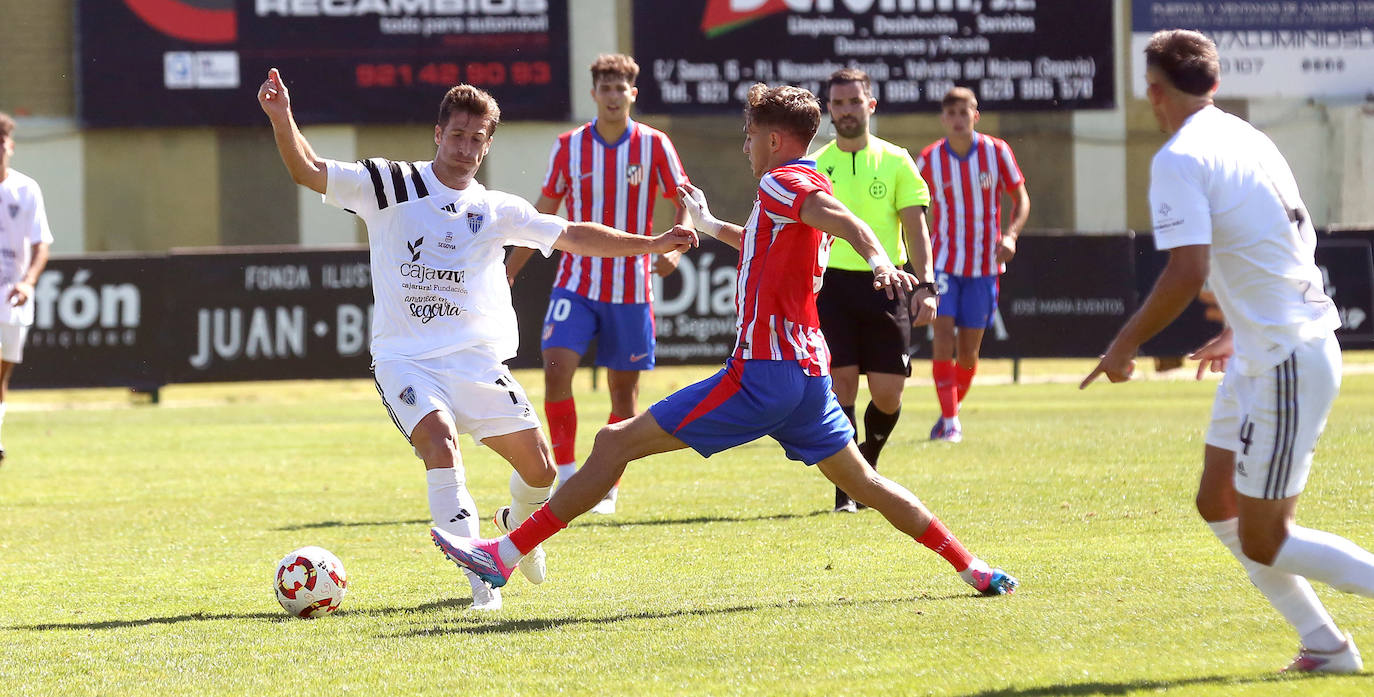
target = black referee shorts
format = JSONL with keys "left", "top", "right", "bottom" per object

{"left": 817, "top": 268, "right": 911, "bottom": 376}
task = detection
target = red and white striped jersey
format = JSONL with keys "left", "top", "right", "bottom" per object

{"left": 732, "top": 160, "right": 835, "bottom": 377}
{"left": 541, "top": 120, "right": 689, "bottom": 304}
{"left": 916, "top": 133, "right": 1024, "bottom": 278}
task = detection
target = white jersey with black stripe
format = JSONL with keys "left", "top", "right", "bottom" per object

{"left": 323, "top": 158, "right": 567, "bottom": 362}
{"left": 1149, "top": 106, "right": 1339, "bottom": 376}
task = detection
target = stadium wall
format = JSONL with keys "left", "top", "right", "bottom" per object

{"left": 0, "top": 0, "right": 1371, "bottom": 256}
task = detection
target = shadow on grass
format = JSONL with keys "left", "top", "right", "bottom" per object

{"left": 576, "top": 510, "right": 828, "bottom": 528}
{"left": 273, "top": 518, "right": 431, "bottom": 531}
{"left": 955, "top": 672, "right": 1369, "bottom": 696}
{"left": 10, "top": 598, "right": 474, "bottom": 631}
{"left": 390, "top": 592, "right": 973, "bottom": 638}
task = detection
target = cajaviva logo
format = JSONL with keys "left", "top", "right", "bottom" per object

{"left": 701, "top": 0, "right": 787, "bottom": 38}
{"left": 123, "top": 0, "right": 236, "bottom": 44}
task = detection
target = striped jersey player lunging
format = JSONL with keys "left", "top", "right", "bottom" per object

{"left": 433, "top": 84, "right": 1018, "bottom": 599}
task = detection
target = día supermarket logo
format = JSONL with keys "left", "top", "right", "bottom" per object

{"left": 701, "top": 0, "right": 787, "bottom": 37}
{"left": 123, "top": 0, "right": 236, "bottom": 44}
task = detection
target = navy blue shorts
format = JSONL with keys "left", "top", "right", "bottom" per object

{"left": 648, "top": 359, "right": 855, "bottom": 465}
{"left": 540, "top": 287, "right": 655, "bottom": 371}
{"left": 935, "top": 272, "right": 999, "bottom": 329}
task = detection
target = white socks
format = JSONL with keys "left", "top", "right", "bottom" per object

{"left": 555, "top": 463, "right": 577, "bottom": 487}
{"left": 426, "top": 466, "right": 479, "bottom": 539}
{"left": 508, "top": 471, "right": 553, "bottom": 524}
{"left": 957, "top": 557, "right": 992, "bottom": 588}
{"left": 1273, "top": 525, "right": 1374, "bottom": 599}
{"left": 1208, "top": 518, "right": 1344, "bottom": 652}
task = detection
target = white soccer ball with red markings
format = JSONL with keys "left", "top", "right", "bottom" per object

{"left": 274, "top": 546, "right": 348, "bottom": 619}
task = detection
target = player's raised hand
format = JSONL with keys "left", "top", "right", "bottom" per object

{"left": 653, "top": 224, "right": 699, "bottom": 254}
{"left": 258, "top": 68, "right": 291, "bottom": 120}
{"left": 677, "top": 183, "right": 724, "bottom": 238}
{"left": 1189, "top": 327, "right": 1234, "bottom": 380}
{"left": 872, "top": 266, "right": 916, "bottom": 300}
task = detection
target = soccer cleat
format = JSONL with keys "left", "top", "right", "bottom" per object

{"left": 930, "top": 418, "right": 963, "bottom": 443}
{"left": 968, "top": 567, "right": 1018, "bottom": 596}
{"left": 430, "top": 528, "right": 514, "bottom": 588}
{"left": 493, "top": 506, "right": 546, "bottom": 584}
{"left": 833, "top": 499, "right": 858, "bottom": 514}
{"left": 1283, "top": 633, "right": 1363, "bottom": 674}
{"left": 590, "top": 485, "right": 618, "bottom": 515}
{"left": 468, "top": 577, "right": 503, "bottom": 611}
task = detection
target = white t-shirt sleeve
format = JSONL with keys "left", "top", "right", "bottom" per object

{"left": 29, "top": 182, "right": 53, "bottom": 245}
{"left": 492, "top": 193, "right": 567, "bottom": 257}
{"left": 322, "top": 159, "right": 380, "bottom": 215}
{"left": 1149, "top": 150, "right": 1212, "bottom": 250}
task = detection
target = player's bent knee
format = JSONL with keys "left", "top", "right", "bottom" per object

{"left": 1238, "top": 527, "right": 1286, "bottom": 566}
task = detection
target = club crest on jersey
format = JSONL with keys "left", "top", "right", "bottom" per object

{"left": 626, "top": 163, "right": 644, "bottom": 186}
{"left": 466, "top": 211, "right": 484, "bottom": 235}
{"left": 868, "top": 180, "right": 887, "bottom": 199}
{"left": 978, "top": 172, "right": 992, "bottom": 189}
{"left": 398, "top": 386, "right": 416, "bottom": 406}
{"left": 7, "top": 204, "right": 17, "bottom": 219}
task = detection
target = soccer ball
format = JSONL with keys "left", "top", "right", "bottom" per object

{"left": 274, "top": 546, "right": 348, "bottom": 619}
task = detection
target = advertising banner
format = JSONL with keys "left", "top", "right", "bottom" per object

{"left": 14, "top": 256, "right": 166, "bottom": 390}
{"left": 161, "top": 249, "right": 375, "bottom": 383}
{"left": 633, "top": 0, "right": 1115, "bottom": 114}
{"left": 970, "top": 234, "right": 1139, "bottom": 359}
{"left": 77, "top": 0, "right": 571, "bottom": 127}
{"left": 1131, "top": 1, "right": 1374, "bottom": 98}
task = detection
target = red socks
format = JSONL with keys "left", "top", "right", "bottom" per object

{"left": 546, "top": 397, "right": 577, "bottom": 465}
{"left": 932, "top": 360, "right": 959, "bottom": 418}
{"left": 916, "top": 517, "right": 974, "bottom": 572}
{"left": 955, "top": 362, "right": 976, "bottom": 404}
{"left": 509, "top": 504, "right": 568, "bottom": 555}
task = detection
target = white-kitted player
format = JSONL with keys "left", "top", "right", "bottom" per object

{"left": 0, "top": 111, "right": 53, "bottom": 463}
{"left": 1084, "top": 29, "right": 1374, "bottom": 673}
{"left": 257, "top": 69, "right": 696, "bottom": 610}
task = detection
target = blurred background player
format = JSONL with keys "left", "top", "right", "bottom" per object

{"left": 0, "top": 111, "right": 53, "bottom": 462}
{"left": 916, "top": 88, "right": 1029, "bottom": 442}
{"left": 506, "top": 53, "right": 690, "bottom": 514}
{"left": 434, "top": 84, "right": 1018, "bottom": 599}
{"left": 811, "top": 68, "right": 938, "bottom": 513}
{"left": 258, "top": 69, "right": 696, "bottom": 610}
{"left": 1083, "top": 29, "right": 1374, "bottom": 673}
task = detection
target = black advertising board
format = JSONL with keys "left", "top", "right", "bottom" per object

{"left": 77, "top": 0, "right": 571, "bottom": 127}
{"left": 651, "top": 238, "right": 741, "bottom": 366}
{"left": 973, "top": 234, "right": 1138, "bottom": 359}
{"left": 633, "top": 0, "right": 1115, "bottom": 114}
{"left": 1317, "top": 234, "right": 1374, "bottom": 347}
{"left": 14, "top": 256, "right": 167, "bottom": 390}
{"left": 162, "top": 248, "right": 374, "bottom": 383}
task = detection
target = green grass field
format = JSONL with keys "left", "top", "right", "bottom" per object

{"left": 3, "top": 360, "right": 1373, "bottom": 696}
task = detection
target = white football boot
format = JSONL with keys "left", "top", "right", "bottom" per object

{"left": 590, "top": 485, "right": 618, "bottom": 515}
{"left": 465, "top": 570, "right": 502, "bottom": 611}
{"left": 1283, "top": 632, "right": 1363, "bottom": 674}
{"left": 493, "top": 506, "right": 547, "bottom": 584}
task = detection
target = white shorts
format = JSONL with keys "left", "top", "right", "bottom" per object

{"left": 372, "top": 347, "right": 540, "bottom": 447}
{"left": 1205, "top": 333, "right": 1341, "bottom": 500}
{"left": 0, "top": 324, "right": 29, "bottom": 363}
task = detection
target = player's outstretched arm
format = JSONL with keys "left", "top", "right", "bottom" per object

{"left": 258, "top": 68, "right": 327, "bottom": 195}
{"left": 1081, "top": 243, "right": 1209, "bottom": 389}
{"left": 505, "top": 194, "right": 561, "bottom": 285}
{"left": 555, "top": 222, "right": 698, "bottom": 258}
{"left": 802, "top": 191, "right": 916, "bottom": 299}
{"left": 678, "top": 184, "right": 743, "bottom": 250}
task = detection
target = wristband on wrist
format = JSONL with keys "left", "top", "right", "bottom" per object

{"left": 866, "top": 254, "right": 894, "bottom": 273}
